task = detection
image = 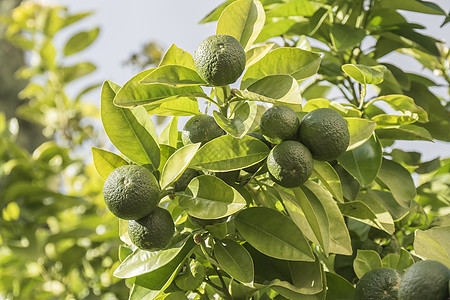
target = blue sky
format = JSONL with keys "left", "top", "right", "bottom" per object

{"left": 50, "top": 0, "right": 450, "bottom": 161}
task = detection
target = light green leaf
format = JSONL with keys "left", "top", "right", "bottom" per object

{"left": 217, "top": 0, "right": 265, "bottom": 51}
{"left": 376, "top": 158, "right": 416, "bottom": 208}
{"left": 345, "top": 118, "right": 377, "bottom": 151}
{"left": 303, "top": 99, "right": 362, "bottom": 117}
{"left": 342, "top": 64, "right": 387, "bottom": 85}
{"left": 254, "top": 19, "right": 297, "bottom": 44}
{"left": 338, "top": 134, "right": 382, "bottom": 187}
{"left": 140, "top": 65, "right": 206, "bottom": 86}
{"left": 353, "top": 250, "right": 383, "bottom": 279}
{"left": 159, "top": 117, "right": 179, "bottom": 148}
{"left": 213, "top": 101, "right": 257, "bottom": 138}
{"left": 371, "top": 114, "right": 419, "bottom": 126}
{"left": 331, "top": 24, "right": 366, "bottom": 51}
{"left": 189, "top": 135, "right": 270, "bottom": 172}
{"left": 382, "top": 249, "right": 414, "bottom": 272}
{"left": 414, "top": 226, "right": 450, "bottom": 268}
{"left": 235, "top": 207, "right": 315, "bottom": 261}
{"left": 101, "top": 80, "right": 160, "bottom": 168}
{"left": 370, "top": 94, "right": 428, "bottom": 123}
{"left": 145, "top": 97, "right": 200, "bottom": 116}
{"left": 91, "top": 147, "right": 128, "bottom": 180}
{"left": 241, "top": 47, "right": 321, "bottom": 89}
{"left": 313, "top": 160, "right": 344, "bottom": 203}
{"left": 214, "top": 239, "right": 254, "bottom": 283}
{"left": 63, "top": 27, "right": 99, "bottom": 56}
{"left": 238, "top": 74, "right": 302, "bottom": 105}
{"left": 177, "top": 175, "right": 246, "bottom": 219}
{"left": 61, "top": 62, "right": 96, "bottom": 83}
{"left": 113, "top": 69, "right": 205, "bottom": 108}
{"left": 266, "top": 0, "right": 316, "bottom": 18}
{"left": 366, "top": 190, "right": 409, "bottom": 221}
{"left": 245, "top": 43, "right": 276, "bottom": 68}
{"left": 159, "top": 44, "right": 196, "bottom": 69}
{"left": 160, "top": 143, "right": 201, "bottom": 190}
{"left": 376, "top": 124, "right": 434, "bottom": 141}
{"left": 325, "top": 272, "right": 355, "bottom": 300}
{"left": 199, "top": 0, "right": 236, "bottom": 24}
{"left": 379, "top": 0, "right": 446, "bottom": 15}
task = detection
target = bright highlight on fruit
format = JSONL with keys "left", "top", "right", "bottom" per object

{"left": 194, "top": 34, "right": 246, "bottom": 86}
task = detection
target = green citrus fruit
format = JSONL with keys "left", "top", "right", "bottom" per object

{"left": 181, "top": 114, "right": 225, "bottom": 145}
{"left": 103, "top": 165, "right": 160, "bottom": 220}
{"left": 298, "top": 108, "right": 350, "bottom": 161}
{"left": 260, "top": 105, "right": 300, "bottom": 144}
{"left": 194, "top": 34, "right": 246, "bottom": 86}
{"left": 244, "top": 132, "right": 271, "bottom": 174}
{"left": 128, "top": 206, "right": 175, "bottom": 251}
{"left": 398, "top": 260, "right": 449, "bottom": 300}
{"left": 174, "top": 168, "right": 201, "bottom": 192}
{"left": 267, "top": 140, "right": 313, "bottom": 188}
{"left": 355, "top": 267, "right": 402, "bottom": 300}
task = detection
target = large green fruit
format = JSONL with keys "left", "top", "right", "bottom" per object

{"left": 267, "top": 140, "right": 313, "bottom": 188}
{"left": 128, "top": 207, "right": 175, "bottom": 251}
{"left": 355, "top": 267, "right": 402, "bottom": 300}
{"left": 194, "top": 34, "right": 246, "bottom": 86}
{"left": 260, "top": 105, "right": 300, "bottom": 144}
{"left": 181, "top": 114, "right": 225, "bottom": 145}
{"left": 103, "top": 165, "right": 160, "bottom": 220}
{"left": 298, "top": 108, "right": 349, "bottom": 161}
{"left": 398, "top": 260, "right": 449, "bottom": 300}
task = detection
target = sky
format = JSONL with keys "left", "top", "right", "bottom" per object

{"left": 48, "top": 0, "right": 450, "bottom": 161}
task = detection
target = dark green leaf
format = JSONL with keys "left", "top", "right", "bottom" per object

{"left": 376, "top": 124, "right": 433, "bottom": 141}
{"left": 214, "top": 239, "right": 254, "bottom": 283}
{"left": 325, "top": 272, "right": 355, "bottom": 300}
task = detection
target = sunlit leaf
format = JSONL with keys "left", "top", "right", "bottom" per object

{"left": 91, "top": 147, "right": 128, "bottom": 180}
{"left": 342, "top": 64, "right": 387, "bottom": 85}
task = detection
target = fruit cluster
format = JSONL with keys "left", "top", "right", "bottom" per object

{"left": 355, "top": 260, "right": 450, "bottom": 300}
{"left": 103, "top": 165, "right": 174, "bottom": 251}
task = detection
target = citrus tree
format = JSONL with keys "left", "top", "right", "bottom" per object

{"left": 94, "top": 0, "right": 450, "bottom": 299}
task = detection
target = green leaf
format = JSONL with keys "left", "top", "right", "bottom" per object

{"left": 158, "top": 145, "right": 176, "bottom": 174}
{"left": 177, "top": 175, "right": 246, "bottom": 219}
{"left": 159, "top": 44, "right": 196, "bottom": 69}
{"left": 140, "top": 65, "right": 206, "bottom": 86}
{"left": 63, "top": 27, "right": 99, "bottom": 56}
{"left": 303, "top": 99, "right": 362, "bottom": 117}
{"left": 382, "top": 249, "right": 414, "bottom": 272}
{"left": 376, "top": 158, "right": 416, "bottom": 208}
{"left": 91, "top": 147, "right": 128, "bottom": 180}
{"left": 214, "top": 239, "right": 254, "bottom": 283}
{"left": 266, "top": 0, "right": 316, "bottom": 18}
{"left": 414, "top": 226, "right": 450, "bottom": 268}
{"left": 235, "top": 75, "right": 302, "bottom": 105}
{"left": 339, "top": 193, "right": 395, "bottom": 234}
{"left": 145, "top": 97, "right": 200, "bottom": 116}
{"left": 325, "top": 272, "right": 355, "bottom": 300}
{"left": 199, "top": 0, "right": 236, "bottom": 24}
{"left": 217, "top": 0, "right": 265, "bottom": 51}
{"left": 213, "top": 101, "right": 257, "bottom": 138}
{"left": 365, "top": 190, "right": 409, "bottom": 221}
{"left": 312, "top": 161, "right": 344, "bottom": 203}
{"left": 331, "top": 24, "right": 366, "bottom": 51}
{"left": 338, "top": 134, "right": 382, "bottom": 187}
{"left": 241, "top": 47, "right": 321, "bottom": 89}
{"left": 303, "top": 182, "right": 352, "bottom": 255}
{"left": 379, "top": 0, "right": 447, "bottom": 15}
{"left": 345, "top": 118, "right": 377, "bottom": 151}
{"left": 353, "top": 250, "right": 383, "bottom": 279}
{"left": 254, "top": 18, "right": 297, "bottom": 44}
{"left": 235, "top": 207, "right": 315, "bottom": 261}
{"left": 376, "top": 124, "right": 433, "bottom": 141}
{"left": 341, "top": 64, "right": 387, "bottom": 85}
{"left": 101, "top": 81, "right": 160, "bottom": 168}
{"left": 61, "top": 62, "right": 96, "bottom": 83}
{"left": 245, "top": 43, "right": 276, "bottom": 68}
{"left": 369, "top": 94, "right": 428, "bottom": 124}
{"left": 283, "top": 187, "right": 329, "bottom": 254}
{"left": 160, "top": 143, "right": 201, "bottom": 190}
{"left": 114, "top": 235, "right": 192, "bottom": 278}
{"left": 159, "top": 117, "right": 179, "bottom": 148}
{"left": 189, "top": 135, "right": 270, "bottom": 172}
{"left": 113, "top": 69, "right": 205, "bottom": 108}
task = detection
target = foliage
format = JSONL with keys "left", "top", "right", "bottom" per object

{"left": 94, "top": 0, "right": 450, "bottom": 299}
{"left": 0, "top": 2, "right": 127, "bottom": 299}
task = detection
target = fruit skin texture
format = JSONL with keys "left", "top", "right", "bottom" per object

{"left": 398, "top": 260, "right": 450, "bottom": 300}
{"left": 260, "top": 105, "right": 300, "bottom": 144}
{"left": 267, "top": 140, "right": 313, "bottom": 188}
{"left": 103, "top": 165, "right": 160, "bottom": 220}
{"left": 298, "top": 108, "right": 350, "bottom": 161}
{"left": 128, "top": 206, "right": 175, "bottom": 251}
{"left": 181, "top": 114, "right": 225, "bottom": 145}
{"left": 355, "top": 267, "right": 402, "bottom": 300}
{"left": 194, "top": 34, "right": 246, "bottom": 86}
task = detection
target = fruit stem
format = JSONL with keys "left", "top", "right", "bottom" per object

{"left": 212, "top": 264, "right": 233, "bottom": 300}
